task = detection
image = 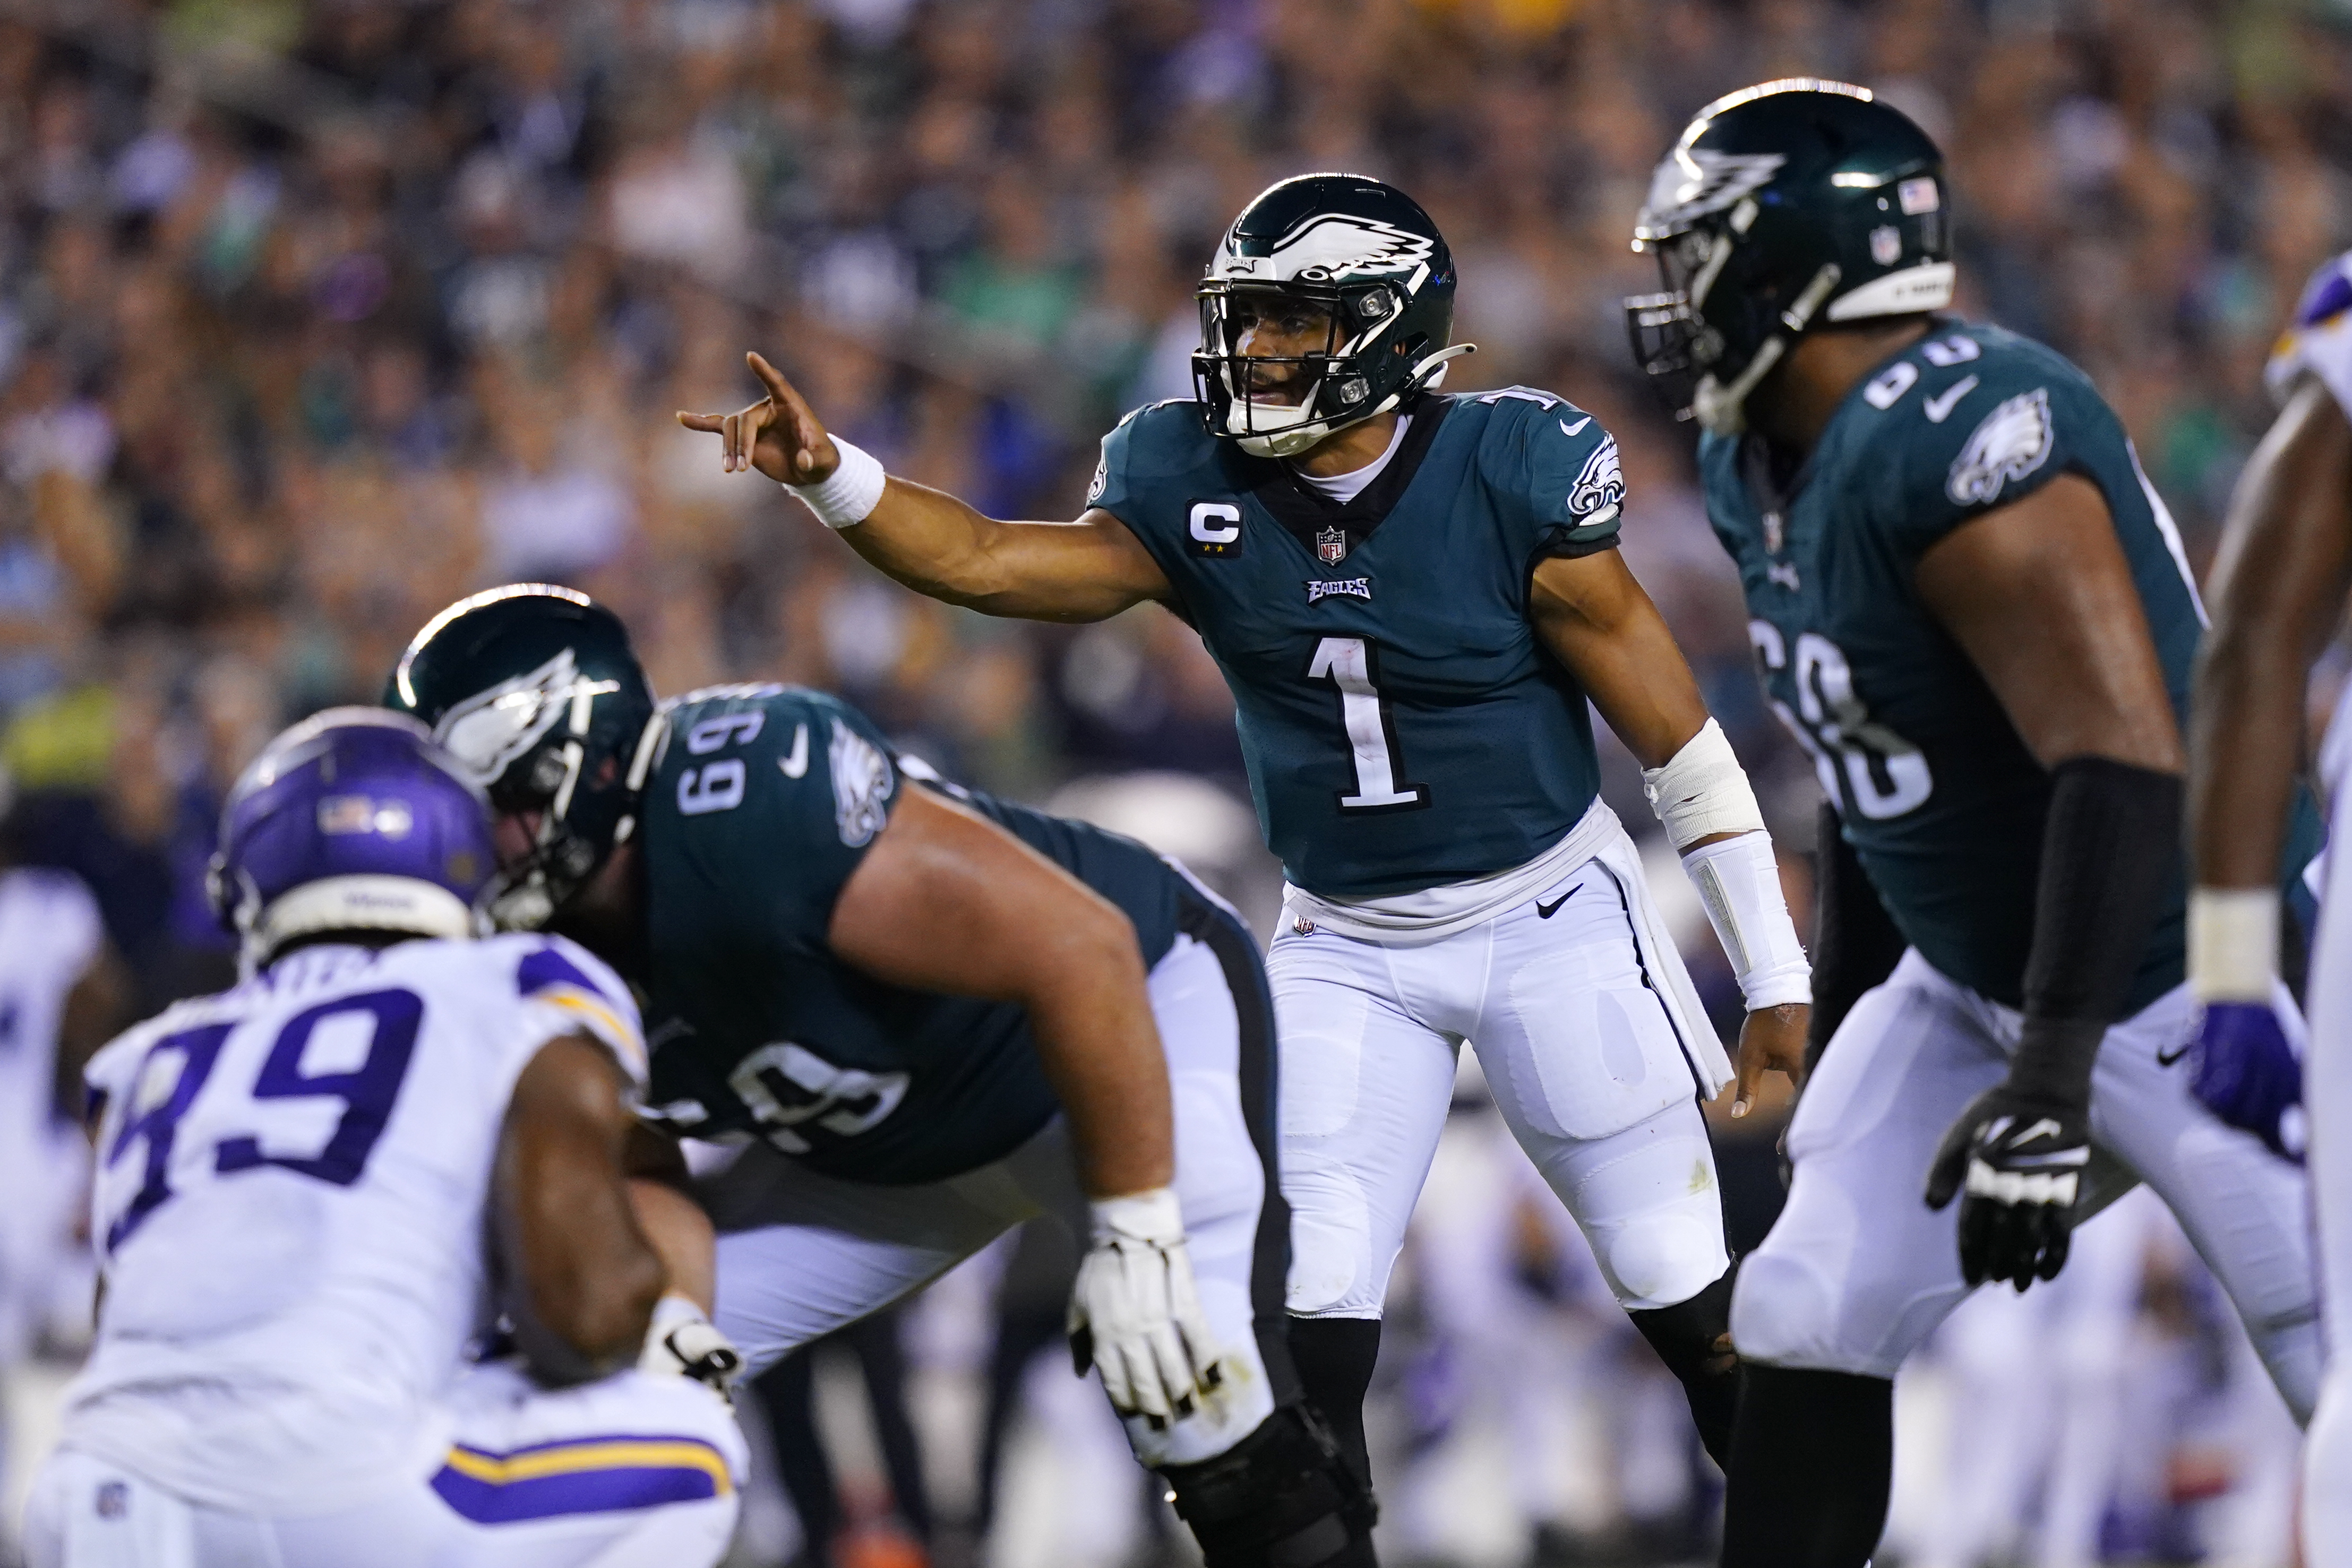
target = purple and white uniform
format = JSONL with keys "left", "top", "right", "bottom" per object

{"left": 27, "top": 934, "right": 744, "bottom": 1568}
{"left": 2269, "top": 252, "right": 2352, "bottom": 1568}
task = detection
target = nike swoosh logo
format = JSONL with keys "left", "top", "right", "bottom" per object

{"left": 2012, "top": 1117, "right": 2065, "bottom": 1146}
{"left": 1924, "top": 374, "right": 1979, "bottom": 424}
{"left": 1536, "top": 889, "right": 1576, "bottom": 918}
{"left": 2156, "top": 1040, "right": 2191, "bottom": 1066}
{"left": 777, "top": 723, "right": 810, "bottom": 779}
{"left": 1559, "top": 416, "right": 1591, "bottom": 437}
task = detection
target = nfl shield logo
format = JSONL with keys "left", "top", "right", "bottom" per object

{"left": 1870, "top": 224, "right": 1902, "bottom": 267}
{"left": 1316, "top": 525, "right": 1349, "bottom": 564}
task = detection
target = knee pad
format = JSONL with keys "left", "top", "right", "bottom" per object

{"left": 1601, "top": 1196, "right": 1729, "bottom": 1310}
{"left": 1160, "top": 1403, "right": 1376, "bottom": 1568}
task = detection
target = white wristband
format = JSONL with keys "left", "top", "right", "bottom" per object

{"left": 2188, "top": 886, "right": 2277, "bottom": 1003}
{"left": 1088, "top": 1186, "right": 1185, "bottom": 1246}
{"left": 786, "top": 436, "right": 887, "bottom": 529}
{"left": 1644, "top": 719, "right": 1767, "bottom": 850}
{"left": 1683, "top": 830, "right": 1812, "bottom": 1011}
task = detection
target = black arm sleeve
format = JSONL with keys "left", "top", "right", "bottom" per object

{"left": 1807, "top": 801, "right": 1908, "bottom": 1074}
{"left": 2007, "top": 757, "right": 2184, "bottom": 1106}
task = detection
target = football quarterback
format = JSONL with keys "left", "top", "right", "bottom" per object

{"left": 2183, "top": 248, "right": 2352, "bottom": 1565}
{"left": 389, "top": 586, "right": 1372, "bottom": 1568}
{"left": 1629, "top": 79, "right": 2323, "bottom": 1565}
{"left": 679, "top": 172, "right": 1815, "bottom": 1500}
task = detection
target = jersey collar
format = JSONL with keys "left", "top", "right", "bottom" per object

{"left": 1226, "top": 393, "right": 1453, "bottom": 562}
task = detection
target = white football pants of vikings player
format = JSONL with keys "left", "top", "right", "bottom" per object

{"left": 27, "top": 1364, "right": 743, "bottom": 1568}
{"left": 1734, "top": 949, "right": 2320, "bottom": 1423}
{"left": 1273, "top": 813, "right": 1735, "bottom": 1323}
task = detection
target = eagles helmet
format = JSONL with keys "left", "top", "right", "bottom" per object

{"left": 208, "top": 708, "right": 495, "bottom": 971}
{"left": 1625, "top": 80, "right": 1952, "bottom": 435}
{"left": 384, "top": 584, "right": 656, "bottom": 931}
{"left": 1194, "top": 174, "right": 1474, "bottom": 459}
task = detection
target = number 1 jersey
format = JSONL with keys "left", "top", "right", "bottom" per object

{"left": 67, "top": 935, "right": 646, "bottom": 1514}
{"left": 1092, "top": 390, "right": 1627, "bottom": 899}
{"left": 1699, "top": 320, "right": 2203, "bottom": 1011}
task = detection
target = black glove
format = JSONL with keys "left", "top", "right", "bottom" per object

{"left": 1924, "top": 1083, "right": 2092, "bottom": 1291}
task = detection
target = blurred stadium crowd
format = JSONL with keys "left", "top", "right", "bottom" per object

{"left": 0, "top": 0, "right": 2347, "bottom": 1564}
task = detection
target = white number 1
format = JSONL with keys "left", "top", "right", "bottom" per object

{"left": 1309, "top": 636, "right": 1428, "bottom": 811}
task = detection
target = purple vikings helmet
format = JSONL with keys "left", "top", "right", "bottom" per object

{"left": 207, "top": 708, "right": 496, "bottom": 969}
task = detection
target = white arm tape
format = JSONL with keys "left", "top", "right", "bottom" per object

{"left": 786, "top": 436, "right": 888, "bottom": 529}
{"left": 1643, "top": 719, "right": 1767, "bottom": 850}
{"left": 2188, "top": 886, "right": 2278, "bottom": 1003}
{"left": 1683, "top": 831, "right": 1812, "bottom": 1011}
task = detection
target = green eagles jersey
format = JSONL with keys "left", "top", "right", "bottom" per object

{"left": 1093, "top": 389, "right": 1628, "bottom": 898}
{"left": 1701, "top": 320, "right": 2199, "bottom": 1011}
{"left": 635, "top": 684, "right": 1181, "bottom": 1185}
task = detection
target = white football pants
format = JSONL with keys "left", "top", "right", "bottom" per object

{"left": 23, "top": 1363, "right": 744, "bottom": 1568}
{"left": 1271, "top": 854, "right": 1730, "bottom": 1319}
{"left": 703, "top": 909, "right": 1284, "bottom": 1470}
{"left": 1735, "top": 949, "right": 2320, "bottom": 1420}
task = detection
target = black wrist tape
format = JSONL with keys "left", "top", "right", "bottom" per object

{"left": 2012, "top": 756, "right": 2184, "bottom": 1104}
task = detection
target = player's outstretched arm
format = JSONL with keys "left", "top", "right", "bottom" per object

{"left": 2192, "top": 380, "right": 2352, "bottom": 894}
{"left": 1529, "top": 550, "right": 1812, "bottom": 1116}
{"left": 620, "top": 1128, "right": 744, "bottom": 1392}
{"left": 679, "top": 353, "right": 1171, "bottom": 623}
{"left": 1915, "top": 472, "right": 2184, "bottom": 1285}
{"left": 495, "top": 1033, "right": 668, "bottom": 1385}
{"left": 2182, "top": 378, "right": 2352, "bottom": 1158}
{"left": 828, "top": 783, "right": 1231, "bottom": 1425}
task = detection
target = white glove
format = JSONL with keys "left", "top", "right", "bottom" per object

{"left": 1068, "top": 1187, "right": 1229, "bottom": 1427}
{"left": 640, "top": 1294, "right": 743, "bottom": 1399}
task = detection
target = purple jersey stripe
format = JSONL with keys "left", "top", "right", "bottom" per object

{"left": 516, "top": 943, "right": 611, "bottom": 1003}
{"left": 431, "top": 1459, "right": 723, "bottom": 1524}
{"left": 2294, "top": 257, "right": 2352, "bottom": 331}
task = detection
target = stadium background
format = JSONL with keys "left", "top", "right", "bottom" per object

{"left": 0, "top": 0, "right": 2339, "bottom": 1563}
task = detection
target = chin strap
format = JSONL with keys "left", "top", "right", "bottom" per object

{"left": 1694, "top": 264, "right": 1841, "bottom": 436}
{"left": 1405, "top": 342, "right": 1477, "bottom": 388}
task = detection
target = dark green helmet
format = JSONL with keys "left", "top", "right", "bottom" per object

{"left": 1193, "top": 173, "right": 1472, "bottom": 458}
{"left": 1624, "top": 80, "right": 1951, "bottom": 434}
{"left": 384, "top": 584, "right": 656, "bottom": 930}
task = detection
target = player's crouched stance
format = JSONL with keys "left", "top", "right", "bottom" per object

{"left": 23, "top": 712, "right": 743, "bottom": 1568}
{"left": 389, "top": 588, "right": 1370, "bottom": 1568}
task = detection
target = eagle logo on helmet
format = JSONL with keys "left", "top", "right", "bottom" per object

{"left": 433, "top": 648, "right": 599, "bottom": 786}
{"left": 1636, "top": 149, "right": 1787, "bottom": 239}
{"left": 1226, "top": 214, "right": 1437, "bottom": 282}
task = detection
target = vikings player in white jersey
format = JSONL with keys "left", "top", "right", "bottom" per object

{"left": 22, "top": 710, "right": 744, "bottom": 1568}
{"left": 2184, "top": 250, "right": 2352, "bottom": 1565}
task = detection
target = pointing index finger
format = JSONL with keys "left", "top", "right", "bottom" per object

{"left": 748, "top": 351, "right": 794, "bottom": 403}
